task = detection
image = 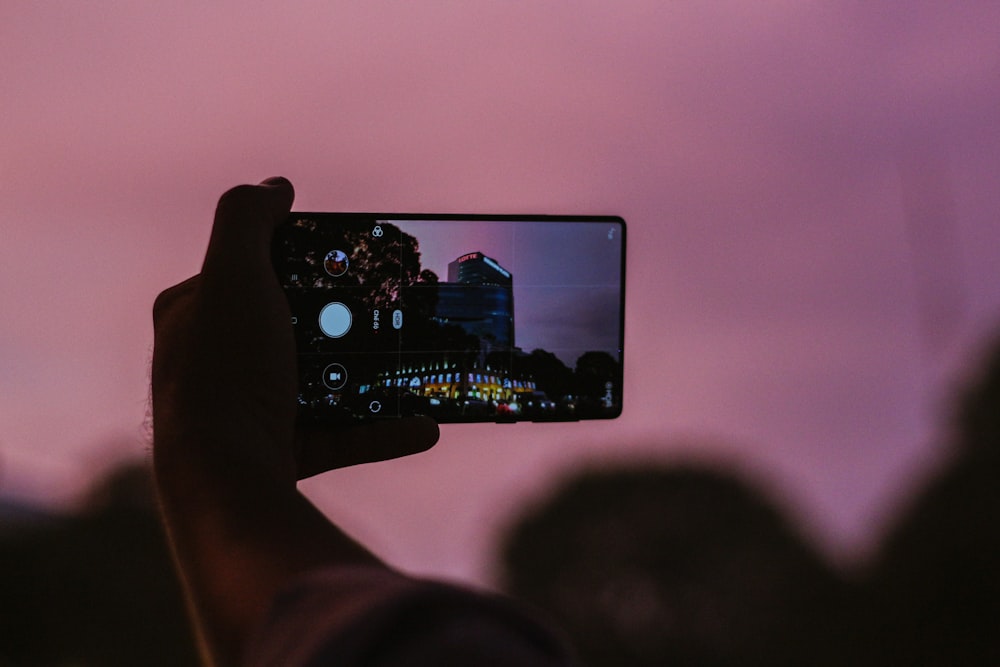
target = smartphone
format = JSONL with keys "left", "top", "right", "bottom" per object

{"left": 272, "top": 213, "right": 625, "bottom": 423}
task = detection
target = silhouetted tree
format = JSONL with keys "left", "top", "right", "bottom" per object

{"left": 574, "top": 351, "right": 620, "bottom": 400}
{"left": 513, "top": 349, "right": 574, "bottom": 399}
{"left": 277, "top": 218, "right": 436, "bottom": 308}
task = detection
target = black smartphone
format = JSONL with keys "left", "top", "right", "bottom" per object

{"left": 272, "top": 213, "right": 625, "bottom": 423}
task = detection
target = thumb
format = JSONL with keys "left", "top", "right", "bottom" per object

{"left": 295, "top": 416, "right": 440, "bottom": 479}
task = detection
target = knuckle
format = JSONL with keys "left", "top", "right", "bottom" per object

{"left": 152, "top": 289, "right": 177, "bottom": 327}
{"left": 152, "top": 276, "right": 198, "bottom": 328}
{"left": 215, "top": 183, "right": 266, "bottom": 220}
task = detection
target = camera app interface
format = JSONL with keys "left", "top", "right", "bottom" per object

{"left": 273, "top": 215, "right": 624, "bottom": 422}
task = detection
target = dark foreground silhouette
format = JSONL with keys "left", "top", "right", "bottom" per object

{"left": 497, "top": 330, "right": 1000, "bottom": 666}
{"left": 497, "top": 464, "right": 851, "bottom": 667}
{"left": 0, "top": 464, "right": 198, "bottom": 666}
{"left": 2, "top": 329, "right": 1000, "bottom": 665}
{"left": 851, "top": 332, "right": 1000, "bottom": 667}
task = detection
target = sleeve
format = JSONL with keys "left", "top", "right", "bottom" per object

{"left": 244, "top": 565, "right": 578, "bottom": 667}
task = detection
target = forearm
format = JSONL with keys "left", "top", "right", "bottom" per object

{"left": 155, "top": 446, "right": 381, "bottom": 666}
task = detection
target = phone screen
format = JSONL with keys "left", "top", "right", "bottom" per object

{"left": 273, "top": 213, "right": 625, "bottom": 423}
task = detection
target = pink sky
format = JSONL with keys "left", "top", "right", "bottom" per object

{"left": 2, "top": 1, "right": 1000, "bottom": 584}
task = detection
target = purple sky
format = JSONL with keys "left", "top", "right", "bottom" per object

{"left": 2, "top": 2, "right": 1000, "bottom": 584}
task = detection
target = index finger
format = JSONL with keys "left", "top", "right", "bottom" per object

{"left": 201, "top": 177, "right": 295, "bottom": 284}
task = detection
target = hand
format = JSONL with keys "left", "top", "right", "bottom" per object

{"left": 150, "top": 178, "right": 439, "bottom": 665}
{"left": 151, "top": 177, "right": 439, "bottom": 485}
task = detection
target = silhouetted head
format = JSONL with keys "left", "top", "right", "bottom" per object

{"left": 498, "top": 462, "right": 846, "bottom": 667}
{"left": 954, "top": 329, "right": 1000, "bottom": 459}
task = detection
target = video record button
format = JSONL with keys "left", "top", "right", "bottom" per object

{"left": 322, "top": 363, "right": 348, "bottom": 391}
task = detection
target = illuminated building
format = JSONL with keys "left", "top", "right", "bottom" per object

{"left": 429, "top": 284, "right": 513, "bottom": 349}
{"left": 369, "top": 251, "right": 533, "bottom": 409}
{"left": 374, "top": 357, "right": 536, "bottom": 403}
{"left": 448, "top": 251, "right": 513, "bottom": 287}
{"left": 436, "top": 251, "right": 514, "bottom": 349}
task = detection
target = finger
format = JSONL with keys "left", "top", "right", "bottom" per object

{"left": 201, "top": 177, "right": 295, "bottom": 283}
{"left": 295, "top": 416, "right": 440, "bottom": 479}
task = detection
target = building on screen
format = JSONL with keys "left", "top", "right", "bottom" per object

{"left": 435, "top": 251, "right": 514, "bottom": 350}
